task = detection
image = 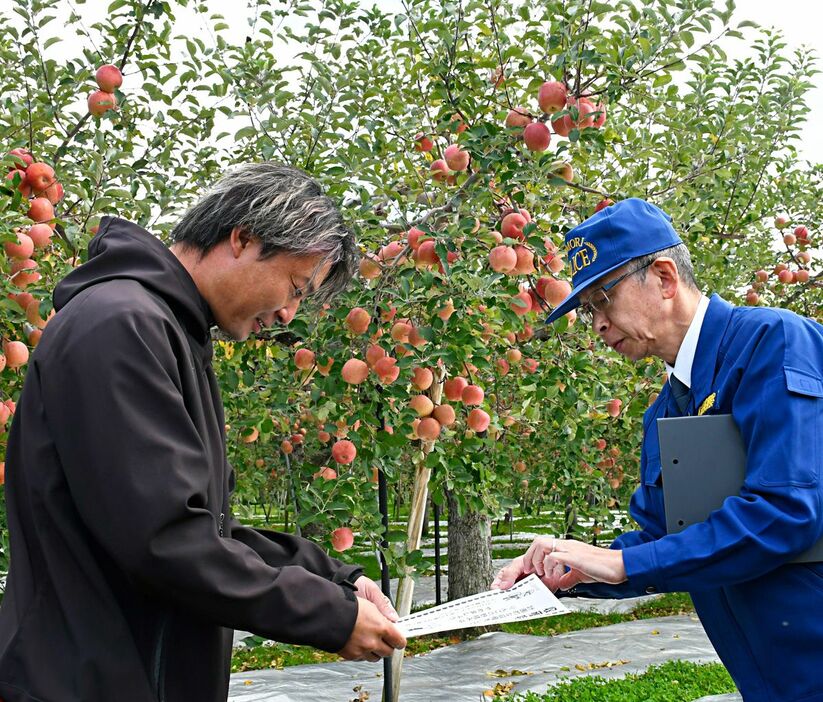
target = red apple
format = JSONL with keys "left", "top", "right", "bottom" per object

{"left": 390, "top": 322, "right": 412, "bottom": 343}
{"left": 551, "top": 161, "right": 574, "bottom": 182}
{"left": 27, "top": 197, "right": 54, "bottom": 224}
{"left": 537, "top": 81, "right": 567, "bottom": 114}
{"left": 95, "top": 64, "right": 123, "bottom": 92}
{"left": 331, "top": 440, "right": 356, "bottom": 464}
{"left": 512, "top": 246, "right": 535, "bottom": 275}
{"left": 444, "top": 144, "right": 470, "bottom": 171}
{"left": 501, "top": 212, "right": 529, "bottom": 240}
{"left": 313, "top": 466, "right": 338, "bottom": 480}
{"left": 414, "top": 239, "right": 439, "bottom": 267}
{"left": 416, "top": 417, "right": 441, "bottom": 441}
{"left": 411, "top": 367, "right": 434, "bottom": 391}
{"left": 409, "top": 395, "right": 434, "bottom": 417}
{"left": 413, "top": 132, "right": 433, "bottom": 152}
{"left": 10, "top": 259, "right": 40, "bottom": 289}
{"left": 571, "top": 98, "right": 595, "bottom": 129}
{"left": 505, "top": 107, "right": 532, "bottom": 128}
{"left": 88, "top": 90, "right": 117, "bottom": 117}
{"left": 331, "top": 527, "right": 354, "bottom": 552}
{"left": 377, "top": 241, "right": 406, "bottom": 265}
{"left": 3, "top": 340, "right": 29, "bottom": 370}
{"left": 432, "top": 404, "right": 456, "bottom": 426}
{"left": 7, "top": 147, "right": 33, "bottom": 169}
{"left": 467, "top": 408, "right": 491, "bottom": 432}
{"left": 341, "top": 358, "right": 369, "bottom": 384}
{"left": 449, "top": 113, "right": 467, "bottom": 133}
{"left": 4, "top": 231, "right": 34, "bottom": 260}
{"left": 430, "top": 159, "right": 450, "bottom": 181}
{"left": 6, "top": 169, "right": 31, "bottom": 196}
{"left": 551, "top": 113, "right": 573, "bottom": 137}
{"left": 509, "top": 290, "right": 533, "bottom": 316}
{"left": 489, "top": 245, "right": 517, "bottom": 273}
{"left": 444, "top": 377, "right": 468, "bottom": 402}
{"left": 794, "top": 225, "right": 810, "bottom": 244}
{"left": 523, "top": 122, "right": 551, "bottom": 152}
{"left": 294, "top": 348, "right": 315, "bottom": 369}
{"left": 345, "top": 307, "right": 371, "bottom": 335}
{"left": 24, "top": 162, "right": 55, "bottom": 195}
{"left": 359, "top": 254, "right": 382, "bottom": 279}
{"left": 406, "top": 227, "right": 425, "bottom": 250}
{"left": 373, "top": 356, "right": 400, "bottom": 385}
{"left": 462, "top": 384, "right": 484, "bottom": 406}
{"left": 522, "top": 358, "right": 539, "bottom": 373}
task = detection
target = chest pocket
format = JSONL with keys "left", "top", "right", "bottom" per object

{"left": 785, "top": 367, "right": 823, "bottom": 398}
{"left": 776, "top": 366, "right": 823, "bottom": 488}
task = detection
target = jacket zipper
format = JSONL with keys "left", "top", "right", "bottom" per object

{"left": 152, "top": 616, "right": 168, "bottom": 702}
{"left": 218, "top": 512, "right": 225, "bottom": 537}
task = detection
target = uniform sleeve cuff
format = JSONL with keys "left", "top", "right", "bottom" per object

{"left": 622, "top": 542, "right": 666, "bottom": 595}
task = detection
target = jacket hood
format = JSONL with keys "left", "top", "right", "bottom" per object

{"left": 53, "top": 216, "right": 213, "bottom": 342}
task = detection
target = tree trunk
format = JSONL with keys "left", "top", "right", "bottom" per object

{"left": 445, "top": 489, "right": 494, "bottom": 601}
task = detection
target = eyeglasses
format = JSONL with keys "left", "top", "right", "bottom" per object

{"left": 577, "top": 260, "right": 654, "bottom": 323}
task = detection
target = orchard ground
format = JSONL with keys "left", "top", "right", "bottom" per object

{"left": 228, "top": 506, "right": 740, "bottom": 702}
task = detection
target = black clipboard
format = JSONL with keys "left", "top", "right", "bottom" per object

{"left": 657, "top": 413, "right": 823, "bottom": 564}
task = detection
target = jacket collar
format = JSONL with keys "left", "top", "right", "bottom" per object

{"left": 686, "top": 294, "right": 735, "bottom": 415}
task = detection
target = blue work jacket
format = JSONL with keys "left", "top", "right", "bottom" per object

{"left": 577, "top": 295, "right": 823, "bottom": 701}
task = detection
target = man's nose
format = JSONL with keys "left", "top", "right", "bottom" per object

{"left": 276, "top": 299, "right": 300, "bottom": 325}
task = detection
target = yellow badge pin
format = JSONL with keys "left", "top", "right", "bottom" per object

{"left": 697, "top": 392, "right": 716, "bottom": 416}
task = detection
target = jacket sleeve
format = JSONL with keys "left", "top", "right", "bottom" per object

{"left": 563, "top": 399, "right": 670, "bottom": 600}
{"left": 227, "top": 518, "right": 364, "bottom": 588}
{"left": 39, "top": 299, "right": 358, "bottom": 652}
{"left": 225, "top": 463, "right": 364, "bottom": 585}
{"left": 622, "top": 318, "right": 823, "bottom": 594}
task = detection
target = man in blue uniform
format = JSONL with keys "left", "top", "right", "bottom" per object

{"left": 492, "top": 198, "right": 823, "bottom": 702}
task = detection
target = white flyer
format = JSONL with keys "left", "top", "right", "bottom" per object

{"left": 395, "top": 574, "right": 569, "bottom": 638}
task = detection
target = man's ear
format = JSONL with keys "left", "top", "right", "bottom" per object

{"left": 228, "top": 226, "right": 254, "bottom": 259}
{"left": 653, "top": 257, "right": 679, "bottom": 300}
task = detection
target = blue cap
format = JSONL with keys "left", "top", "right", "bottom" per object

{"left": 545, "top": 198, "right": 682, "bottom": 323}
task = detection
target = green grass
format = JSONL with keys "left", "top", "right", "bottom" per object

{"left": 498, "top": 660, "right": 735, "bottom": 701}
{"left": 501, "top": 592, "right": 693, "bottom": 637}
{"left": 231, "top": 630, "right": 469, "bottom": 672}
{"left": 231, "top": 592, "right": 696, "bottom": 672}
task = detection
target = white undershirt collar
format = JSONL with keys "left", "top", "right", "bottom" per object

{"left": 665, "top": 294, "right": 710, "bottom": 389}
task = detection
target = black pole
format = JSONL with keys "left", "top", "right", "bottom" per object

{"left": 377, "top": 467, "right": 393, "bottom": 701}
{"left": 433, "top": 501, "right": 442, "bottom": 606}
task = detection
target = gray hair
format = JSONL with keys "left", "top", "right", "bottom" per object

{"left": 633, "top": 243, "right": 699, "bottom": 291}
{"left": 171, "top": 162, "right": 358, "bottom": 302}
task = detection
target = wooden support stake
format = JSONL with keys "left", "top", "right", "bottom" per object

{"left": 389, "top": 366, "right": 445, "bottom": 702}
